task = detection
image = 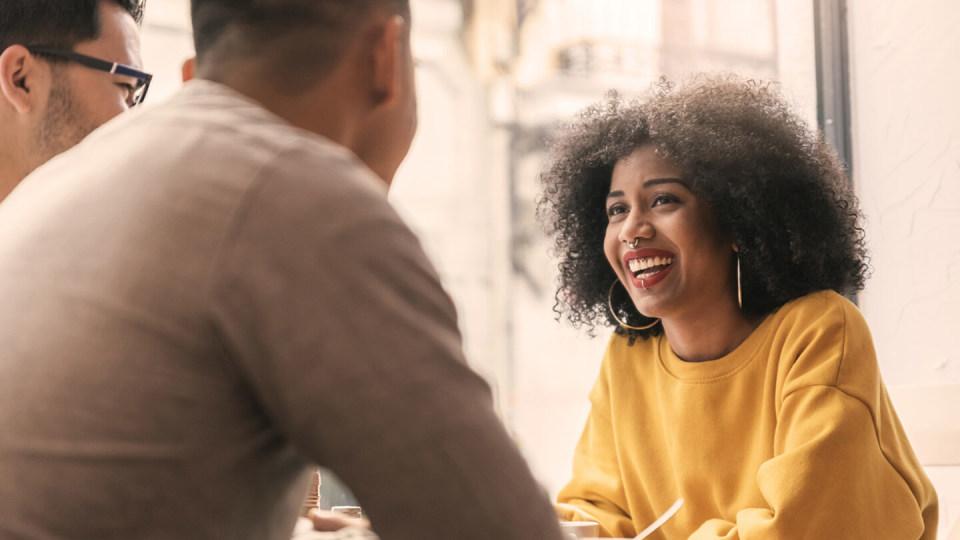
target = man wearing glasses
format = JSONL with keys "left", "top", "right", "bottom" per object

{"left": 0, "top": 0, "right": 150, "bottom": 203}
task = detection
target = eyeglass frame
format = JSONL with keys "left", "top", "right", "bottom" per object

{"left": 23, "top": 45, "right": 153, "bottom": 107}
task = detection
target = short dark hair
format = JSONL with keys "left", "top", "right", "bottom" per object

{"left": 538, "top": 75, "right": 869, "bottom": 340}
{"left": 0, "top": 0, "right": 144, "bottom": 50}
{"left": 191, "top": 0, "right": 410, "bottom": 85}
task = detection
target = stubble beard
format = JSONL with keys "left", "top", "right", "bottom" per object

{"left": 33, "top": 78, "right": 96, "bottom": 172}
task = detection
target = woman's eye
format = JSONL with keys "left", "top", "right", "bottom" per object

{"left": 652, "top": 194, "right": 679, "bottom": 207}
{"left": 606, "top": 204, "right": 627, "bottom": 218}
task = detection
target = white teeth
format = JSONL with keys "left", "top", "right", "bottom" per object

{"left": 627, "top": 256, "right": 674, "bottom": 273}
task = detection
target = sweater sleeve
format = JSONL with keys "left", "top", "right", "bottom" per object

{"left": 210, "top": 149, "right": 564, "bottom": 540}
{"left": 557, "top": 350, "right": 636, "bottom": 538}
{"left": 690, "top": 386, "right": 928, "bottom": 539}
{"left": 689, "top": 299, "right": 934, "bottom": 540}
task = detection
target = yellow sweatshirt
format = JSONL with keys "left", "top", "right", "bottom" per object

{"left": 557, "top": 291, "right": 937, "bottom": 539}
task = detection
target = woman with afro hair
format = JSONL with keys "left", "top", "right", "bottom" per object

{"left": 543, "top": 75, "right": 937, "bottom": 539}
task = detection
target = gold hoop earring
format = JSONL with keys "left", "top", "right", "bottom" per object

{"left": 607, "top": 280, "right": 660, "bottom": 331}
{"left": 736, "top": 252, "right": 743, "bottom": 310}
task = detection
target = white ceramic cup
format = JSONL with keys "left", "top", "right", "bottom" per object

{"left": 560, "top": 520, "right": 600, "bottom": 538}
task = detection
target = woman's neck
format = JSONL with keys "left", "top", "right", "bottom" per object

{"left": 661, "top": 301, "right": 760, "bottom": 362}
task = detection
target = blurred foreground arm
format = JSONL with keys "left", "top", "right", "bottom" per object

{"left": 211, "top": 149, "right": 563, "bottom": 540}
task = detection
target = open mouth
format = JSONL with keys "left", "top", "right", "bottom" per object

{"left": 627, "top": 256, "right": 674, "bottom": 279}
{"left": 623, "top": 250, "right": 676, "bottom": 289}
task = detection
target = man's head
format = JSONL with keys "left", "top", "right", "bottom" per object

{"left": 0, "top": 0, "right": 146, "bottom": 201}
{"left": 191, "top": 0, "right": 417, "bottom": 184}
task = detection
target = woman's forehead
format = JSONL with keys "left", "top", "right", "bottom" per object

{"left": 610, "top": 146, "right": 685, "bottom": 188}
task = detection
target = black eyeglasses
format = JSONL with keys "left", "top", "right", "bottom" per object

{"left": 25, "top": 45, "right": 152, "bottom": 108}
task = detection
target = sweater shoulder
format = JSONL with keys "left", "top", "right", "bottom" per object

{"left": 771, "top": 290, "right": 871, "bottom": 353}
{"left": 775, "top": 290, "right": 856, "bottom": 327}
{"left": 603, "top": 332, "right": 660, "bottom": 372}
{"left": 769, "top": 291, "right": 876, "bottom": 395}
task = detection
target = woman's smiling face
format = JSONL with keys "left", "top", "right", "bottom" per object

{"left": 604, "top": 145, "right": 736, "bottom": 322}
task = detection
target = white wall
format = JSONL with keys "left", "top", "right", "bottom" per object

{"left": 848, "top": 1, "right": 960, "bottom": 536}
{"left": 850, "top": 0, "right": 960, "bottom": 387}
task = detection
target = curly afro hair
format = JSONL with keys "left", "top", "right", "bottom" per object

{"left": 537, "top": 74, "right": 869, "bottom": 341}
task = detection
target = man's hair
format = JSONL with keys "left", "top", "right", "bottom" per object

{"left": 191, "top": 0, "right": 410, "bottom": 85}
{"left": 0, "top": 0, "right": 145, "bottom": 50}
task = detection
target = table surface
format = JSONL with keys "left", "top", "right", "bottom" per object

{"left": 291, "top": 519, "right": 633, "bottom": 539}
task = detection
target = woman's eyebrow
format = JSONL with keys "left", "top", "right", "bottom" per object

{"left": 607, "top": 178, "right": 689, "bottom": 199}
{"left": 642, "top": 177, "right": 688, "bottom": 188}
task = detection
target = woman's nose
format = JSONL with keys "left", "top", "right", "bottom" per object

{"left": 620, "top": 214, "right": 655, "bottom": 245}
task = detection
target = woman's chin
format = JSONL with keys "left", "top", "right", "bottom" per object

{"left": 629, "top": 299, "right": 665, "bottom": 321}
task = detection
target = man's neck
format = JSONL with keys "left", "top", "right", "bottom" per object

{"left": 200, "top": 71, "right": 360, "bottom": 154}
{"left": 0, "top": 153, "right": 29, "bottom": 204}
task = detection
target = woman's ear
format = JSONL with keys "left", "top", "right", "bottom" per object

{"left": 0, "top": 45, "right": 42, "bottom": 115}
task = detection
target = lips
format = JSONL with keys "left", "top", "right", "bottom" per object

{"left": 622, "top": 248, "right": 676, "bottom": 290}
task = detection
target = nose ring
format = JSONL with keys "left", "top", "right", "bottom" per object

{"left": 627, "top": 238, "right": 641, "bottom": 249}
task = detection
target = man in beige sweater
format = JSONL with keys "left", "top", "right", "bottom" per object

{"left": 0, "top": 1, "right": 563, "bottom": 539}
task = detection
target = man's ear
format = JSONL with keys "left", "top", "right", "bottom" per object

{"left": 181, "top": 56, "right": 196, "bottom": 83}
{"left": 369, "top": 15, "right": 407, "bottom": 107}
{"left": 0, "top": 45, "right": 42, "bottom": 114}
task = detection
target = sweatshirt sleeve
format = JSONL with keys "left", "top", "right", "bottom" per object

{"left": 557, "top": 348, "right": 637, "bottom": 538}
{"left": 689, "top": 299, "right": 935, "bottom": 540}
{"left": 209, "top": 148, "right": 564, "bottom": 540}
{"left": 690, "top": 386, "right": 929, "bottom": 539}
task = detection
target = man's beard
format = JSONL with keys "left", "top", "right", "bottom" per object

{"left": 34, "top": 78, "right": 97, "bottom": 170}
